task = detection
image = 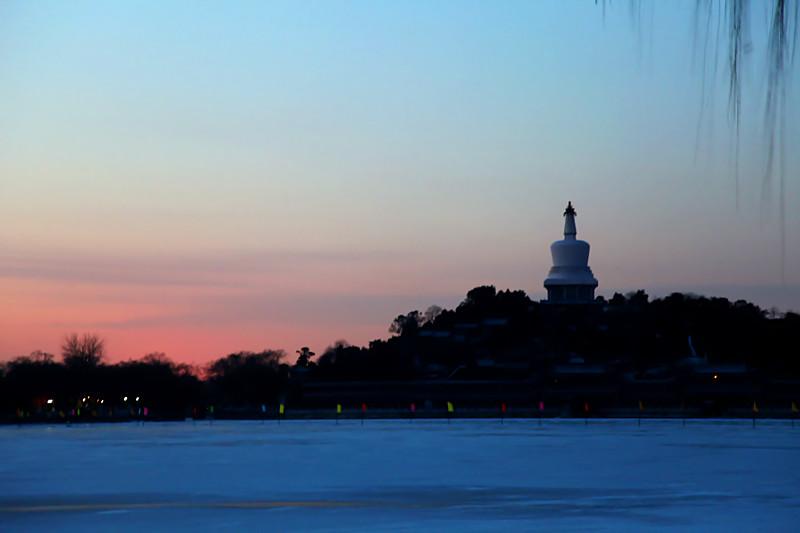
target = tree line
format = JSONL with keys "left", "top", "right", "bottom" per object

{"left": 2, "top": 288, "right": 799, "bottom": 421}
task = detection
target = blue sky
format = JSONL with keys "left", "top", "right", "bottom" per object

{"left": 1, "top": 1, "right": 798, "bottom": 363}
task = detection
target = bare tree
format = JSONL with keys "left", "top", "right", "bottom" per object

{"left": 141, "top": 352, "right": 171, "bottom": 366}
{"left": 61, "top": 333, "right": 105, "bottom": 367}
{"left": 28, "top": 350, "right": 55, "bottom": 363}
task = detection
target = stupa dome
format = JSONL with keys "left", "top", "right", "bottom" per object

{"left": 543, "top": 202, "right": 598, "bottom": 303}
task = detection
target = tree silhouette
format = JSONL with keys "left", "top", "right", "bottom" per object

{"left": 295, "top": 347, "right": 315, "bottom": 367}
{"left": 423, "top": 305, "right": 444, "bottom": 326}
{"left": 389, "top": 310, "right": 423, "bottom": 336}
{"left": 27, "top": 350, "right": 55, "bottom": 363}
{"left": 61, "top": 333, "right": 105, "bottom": 367}
{"left": 206, "top": 350, "right": 284, "bottom": 406}
{"left": 115, "top": 353, "right": 201, "bottom": 413}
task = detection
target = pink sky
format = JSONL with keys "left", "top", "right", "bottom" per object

{"left": 2, "top": 2, "right": 798, "bottom": 366}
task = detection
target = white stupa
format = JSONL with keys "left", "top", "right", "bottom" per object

{"left": 543, "top": 201, "right": 598, "bottom": 303}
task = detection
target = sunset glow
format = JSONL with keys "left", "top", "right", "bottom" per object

{"left": 2, "top": 1, "right": 798, "bottom": 365}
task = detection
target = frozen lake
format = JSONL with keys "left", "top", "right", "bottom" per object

{"left": 1, "top": 419, "right": 798, "bottom": 531}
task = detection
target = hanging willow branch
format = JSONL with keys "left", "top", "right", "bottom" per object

{"left": 712, "top": 0, "right": 796, "bottom": 282}
{"left": 600, "top": 1, "right": 796, "bottom": 280}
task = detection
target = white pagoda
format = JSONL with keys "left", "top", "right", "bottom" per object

{"left": 543, "top": 201, "right": 598, "bottom": 303}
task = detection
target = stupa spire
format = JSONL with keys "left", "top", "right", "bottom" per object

{"left": 563, "top": 201, "right": 577, "bottom": 240}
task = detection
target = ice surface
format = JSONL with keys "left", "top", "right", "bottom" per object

{"left": 1, "top": 419, "right": 798, "bottom": 531}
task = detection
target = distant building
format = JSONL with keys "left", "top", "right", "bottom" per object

{"left": 543, "top": 202, "right": 598, "bottom": 303}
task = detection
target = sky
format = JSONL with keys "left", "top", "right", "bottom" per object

{"left": 2, "top": 1, "right": 799, "bottom": 366}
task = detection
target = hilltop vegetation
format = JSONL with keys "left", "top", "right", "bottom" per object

{"left": 2, "top": 287, "right": 798, "bottom": 422}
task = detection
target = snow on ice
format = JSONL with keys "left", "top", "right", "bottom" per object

{"left": 1, "top": 419, "right": 798, "bottom": 531}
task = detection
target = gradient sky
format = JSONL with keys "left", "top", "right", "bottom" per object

{"left": 2, "top": 1, "right": 799, "bottom": 366}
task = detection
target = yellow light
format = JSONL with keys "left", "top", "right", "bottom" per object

{"left": 714, "top": 375, "right": 718, "bottom": 379}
